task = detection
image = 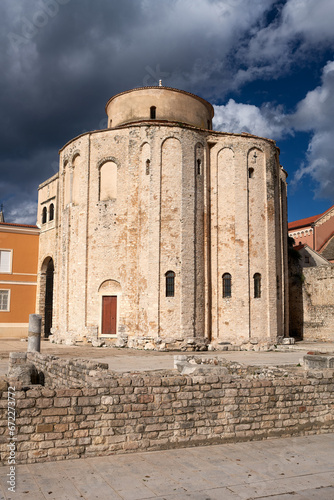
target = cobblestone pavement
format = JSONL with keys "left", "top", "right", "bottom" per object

{"left": 0, "top": 434, "right": 333, "bottom": 499}
{"left": 1, "top": 339, "right": 333, "bottom": 376}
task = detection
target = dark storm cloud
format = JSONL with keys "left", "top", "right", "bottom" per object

{"left": 1, "top": 0, "right": 334, "bottom": 222}
{"left": 2, "top": 0, "right": 279, "bottom": 222}
{"left": 0, "top": 0, "right": 163, "bottom": 221}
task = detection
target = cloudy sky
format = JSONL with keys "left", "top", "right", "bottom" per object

{"left": 1, "top": 0, "right": 334, "bottom": 224}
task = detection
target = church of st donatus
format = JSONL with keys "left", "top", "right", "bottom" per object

{"left": 37, "top": 86, "right": 288, "bottom": 349}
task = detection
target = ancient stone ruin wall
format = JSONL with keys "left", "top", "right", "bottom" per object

{"left": 302, "top": 265, "right": 334, "bottom": 341}
{"left": 0, "top": 353, "right": 333, "bottom": 465}
{"left": 26, "top": 352, "right": 109, "bottom": 388}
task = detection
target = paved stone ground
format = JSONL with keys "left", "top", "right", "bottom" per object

{"left": 0, "top": 434, "right": 333, "bottom": 499}
{"left": 1, "top": 339, "right": 334, "bottom": 376}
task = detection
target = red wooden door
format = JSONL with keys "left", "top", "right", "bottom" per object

{"left": 102, "top": 296, "right": 117, "bottom": 335}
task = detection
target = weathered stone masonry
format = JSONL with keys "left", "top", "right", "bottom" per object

{"left": 0, "top": 353, "right": 333, "bottom": 465}
{"left": 302, "top": 266, "right": 334, "bottom": 342}
{"left": 36, "top": 86, "right": 288, "bottom": 348}
{"left": 289, "top": 264, "right": 334, "bottom": 341}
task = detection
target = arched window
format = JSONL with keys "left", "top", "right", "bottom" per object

{"left": 222, "top": 273, "right": 232, "bottom": 298}
{"left": 197, "top": 159, "right": 201, "bottom": 175}
{"left": 248, "top": 167, "right": 254, "bottom": 178}
{"left": 49, "top": 203, "right": 54, "bottom": 222}
{"left": 165, "top": 271, "right": 175, "bottom": 297}
{"left": 254, "top": 273, "right": 261, "bottom": 298}
{"left": 42, "top": 207, "right": 47, "bottom": 224}
{"left": 99, "top": 161, "right": 117, "bottom": 200}
{"left": 150, "top": 106, "right": 156, "bottom": 119}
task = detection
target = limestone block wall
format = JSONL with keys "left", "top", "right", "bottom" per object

{"left": 37, "top": 173, "right": 59, "bottom": 228}
{"left": 209, "top": 134, "right": 287, "bottom": 345}
{"left": 36, "top": 174, "right": 59, "bottom": 334}
{"left": 0, "top": 353, "right": 333, "bottom": 465}
{"left": 302, "top": 265, "right": 334, "bottom": 341}
{"left": 27, "top": 352, "right": 109, "bottom": 387}
{"left": 39, "top": 123, "right": 209, "bottom": 344}
{"left": 105, "top": 87, "right": 214, "bottom": 129}
{"left": 280, "top": 175, "right": 289, "bottom": 338}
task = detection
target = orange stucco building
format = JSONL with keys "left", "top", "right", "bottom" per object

{"left": 0, "top": 220, "right": 40, "bottom": 338}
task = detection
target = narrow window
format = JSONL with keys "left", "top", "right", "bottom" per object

{"left": 150, "top": 106, "right": 156, "bottom": 119}
{"left": 165, "top": 271, "right": 175, "bottom": 297}
{"left": 248, "top": 167, "right": 254, "bottom": 178}
{"left": 109, "top": 119, "right": 112, "bottom": 128}
{"left": 42, "top": 207, "right": 47, "bottom": 224}
{"left": 146, "top": 159, "right": 150, "bottom": 175}
{"left": 49, "top": 203, "right": 54, "bottom": 221}
{"left": 222, "top": 273, "right": 232, "bottom": 298}
{"left": 207, "top": 120, "right": 211, "bottom": 130}
{"left": 276, "top": 276, "right": 280, "bottom": 300}
{"left": 72, "top": 155, "right": 80, "bottom": 205}
{"left": 254, "top": 273, "right": 261, "bottom": 298}
{"left": 0, "top": 250, "right": 11, "bottom": 273}
{"left": 0, "top": 290, "right": 10, "bottom": 311}
{"left": 197, "top": 159, "right": 201, "bottom": 175}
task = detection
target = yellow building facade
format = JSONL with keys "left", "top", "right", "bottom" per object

{"left": 0, "top": 222, "right": 40, "bottom": 338}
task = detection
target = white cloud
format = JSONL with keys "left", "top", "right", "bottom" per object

{"left": 290, "top": 61, "right": 334, "bottom": 198}
{"left": 281, "top": 0, "right": 334, "bottom": 44}
{"left": 213, "top": 99, "right": 291, "bottom": 140}
{"left": 131, "top": 0, "right": 278, "bottom": 94}
{"left": 214, "top": 59, "right": 334, "bottom": 201}
{"left": 236, "top": 0, "right": 334, "bottom": 83}
{"left": 291, "top": 61, "right": 334, "bottom": 132}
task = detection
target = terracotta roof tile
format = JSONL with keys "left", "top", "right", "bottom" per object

{"left": 0, "top": 222, "right": 38, "bottom": 229}
{"left": 288, "top": 204, "right": 334, "bottom": 231}
{"left": 288, "top": 213, "right": 322, "bottom": 230}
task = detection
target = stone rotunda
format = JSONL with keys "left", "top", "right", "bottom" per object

{"left": 36, "top": 86, "right": 288, "bottom": 349}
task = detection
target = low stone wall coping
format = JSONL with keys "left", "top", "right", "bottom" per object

{"left": 303, "top": 354, "right": 334, "bottom": 370}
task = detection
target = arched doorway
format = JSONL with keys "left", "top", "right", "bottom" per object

{"left": 98, "top": 280, "right": 121, "bottom": 336}
{"left": 40, "top": 257, "right": 54, "bottom": 338}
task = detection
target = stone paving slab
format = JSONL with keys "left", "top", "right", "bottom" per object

{"left": 1, "top": 339, "right": 333, "bottom": 376}
{"left": 0, "top": 434, "right": 333, "bottom": 499}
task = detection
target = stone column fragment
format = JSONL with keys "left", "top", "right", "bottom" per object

{"left": 27, "top": 314, "right": 42, "bottom": 352}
